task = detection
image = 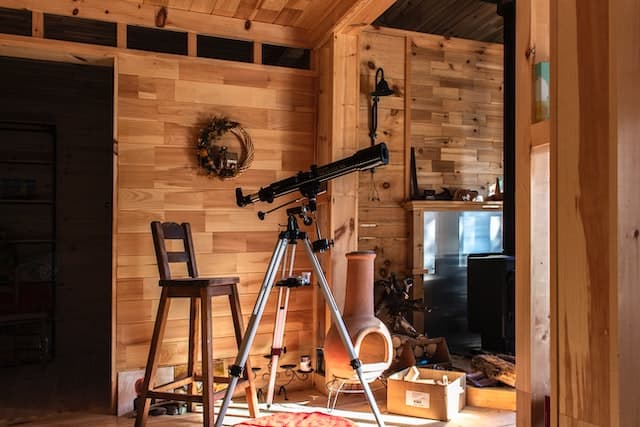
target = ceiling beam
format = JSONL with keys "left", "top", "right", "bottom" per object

{"left": 308, "top": 0, "right": 396, "bottom": 48}
{"left": 0, "top": 0, "right": 310, "bottom": 47}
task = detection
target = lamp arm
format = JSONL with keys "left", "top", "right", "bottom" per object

{"left": 369, "top": 96, "right": 379, "bottom": 145}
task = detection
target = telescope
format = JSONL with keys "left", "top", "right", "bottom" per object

{"left": 235, "top": 142, "right": 389, "bottom": 207}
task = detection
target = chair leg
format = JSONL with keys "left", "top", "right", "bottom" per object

{"left": 187, "top": 297, "right": 199, "bottom": 413}
{"left": 229, "top": 287, "right": 259, "bottom": 418}
{"left": 201, "top": 288, "right": 215, "bottom": 426}
{"left": 135, "top": 288, "right": 171, "bottom": 427}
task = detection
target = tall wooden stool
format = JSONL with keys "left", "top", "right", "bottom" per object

{"left": 135, "top": 221, "right": 259, "bottom": 427}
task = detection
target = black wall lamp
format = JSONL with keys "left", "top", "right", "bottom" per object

{"left": 367, "top": 67, "right": 394, "bottom": 201}
{"left": 369, "top": 67, "right": 395, "bottom": 145}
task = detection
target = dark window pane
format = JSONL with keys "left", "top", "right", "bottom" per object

{"left": 197, "top": 35, "right": 253, "bottom": 63}
{"left": 0, "top": 7, "right": 32, "bottom": 36}
{"left": 44, "top": 14, "right": 116, "bottom": 47}
{"left": 127, "top": 25, "right": 187, "bottom": 56}
{"left": 262, "top": 44, "right": 310, "bottom": 70}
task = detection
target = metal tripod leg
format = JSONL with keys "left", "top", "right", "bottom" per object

{"left": 265, "top": 244, "right": 296, "bottom": 407}
{"left": 214, "top": 237, "right": 289, "bottom": 427}
{"left": 302, "top": 239, "right": 386, "bottom": 427}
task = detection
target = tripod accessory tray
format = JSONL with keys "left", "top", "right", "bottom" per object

{"left": 275, "top": 277, "right": 311, "bottom": 288}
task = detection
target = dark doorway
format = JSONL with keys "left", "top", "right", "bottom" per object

{"left": 0, "top": 56, "right": 113, "bottom": 414}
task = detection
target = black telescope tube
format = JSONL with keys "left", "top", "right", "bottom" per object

{"left": 236, "top": 142, "right": 389, "bottom": 207}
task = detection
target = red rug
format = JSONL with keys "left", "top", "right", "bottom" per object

{"left": 234, "top": 411, "right": 357, "bottom": 427}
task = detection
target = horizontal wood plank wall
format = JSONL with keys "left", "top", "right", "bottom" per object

{"left": 115, "top": 52, "right": 317, "bottom": 375}
{"left": 357, "top": 29, "right": 408, "bottom": 279}
{"left": 410, "top": 34, "right": 504, "bottom": 196}
{"left": 357, "top": 27, "right": 503, "bottom": 282}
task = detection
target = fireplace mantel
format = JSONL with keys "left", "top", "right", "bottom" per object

{"left": 404, "top": 200, "right": 503, "bottom": 213}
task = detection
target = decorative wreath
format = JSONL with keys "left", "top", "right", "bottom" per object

{"left": 196, "top": 117, "right": 254, "bottom": 179}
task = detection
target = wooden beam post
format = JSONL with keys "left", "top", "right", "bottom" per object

{"left": 516, "top": 0, "right": 552, "bottom": 425}
{"left": 116, "top": 22, "right": 126, "bottom": 49}
{"left": 314, "top": 32, "right": 359, "bottom": 383}
{"left": 187, "top": 32, "right": 196, "bottom": 57}
{"left": 253, "top": 41, "right": 262, "bottom": 65}
{"left": 552, "top": 0, "right": 640, "bottom": 425}
{"left": 309, "top": 0, "right": 396, "bottom": 48}
{"left": 31, "top": 11, "right": 43, "bottom": 38}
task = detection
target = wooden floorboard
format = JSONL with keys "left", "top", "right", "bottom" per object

{"left": 2, "top": 387, "right": 515, "bottom": 426}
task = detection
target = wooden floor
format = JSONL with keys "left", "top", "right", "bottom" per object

{"left": 2, "top": 387, "right": 515, "bottom": 427}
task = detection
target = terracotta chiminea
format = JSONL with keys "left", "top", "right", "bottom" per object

{"left": 323, "top": 251, "right": 393, "bottom": 381}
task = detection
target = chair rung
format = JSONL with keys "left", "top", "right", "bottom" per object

{"left": 146, "top": 388, "right": 230, "bottom": 403}
{"left": 192, "top": 376, "right": 250, "bottom": 389}
{"left": 146, "top": 391, "right": 202, "bottom": 402}
{"left": 154, "top": 376, "right": 195, "bottom": 392}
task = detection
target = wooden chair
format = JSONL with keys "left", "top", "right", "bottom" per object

{"left": 135, "top": 221, "right": 259, "bottom": 427}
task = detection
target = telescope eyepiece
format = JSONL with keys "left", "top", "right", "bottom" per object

{"left": 235, "top": 188, "right": 247, "bottom": 207}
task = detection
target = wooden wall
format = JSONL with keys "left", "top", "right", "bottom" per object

{"left": 0, "top": 32, "right": 321, "bottom": 390}
{"left": 115, "top": 52, "right": 317, "bottom": 376}
{"left": 356, "top": 27, "right": 504, "bottom": 281}
{"left": 357, "top": 29, "right": 408, "bottom": 280}
{"left": 410, "top": 35, "right": 503, "bottom": 196}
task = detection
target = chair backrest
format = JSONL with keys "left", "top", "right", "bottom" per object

{"left": 150, "top": 221, "right": 198, "bottom": 280}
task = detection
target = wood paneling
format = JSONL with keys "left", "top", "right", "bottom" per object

{"left": 410, "top": 33, "right": 504, "bottom": 196}
{"left": 357, "top": 27, "right": 503, "bottom": 288}
{"left": 115, "top": 54, "right": 316, "bottom": 373}
{"left": 357, "top": 28, "right": 407, "bottom": 282}
{"left": 0, "top": 32, "right": 317, "bottom": 379}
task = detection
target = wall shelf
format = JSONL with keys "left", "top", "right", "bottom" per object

{"left": 531, "top": 119, "right": 550, "bottom": 147}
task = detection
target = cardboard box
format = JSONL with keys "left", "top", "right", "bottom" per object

{"left": 387, "top": 367, "right": 466, "bottom": 421}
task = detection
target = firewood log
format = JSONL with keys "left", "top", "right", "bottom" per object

{"left": 471, "top": 354, "right": 516, "bottom": 387}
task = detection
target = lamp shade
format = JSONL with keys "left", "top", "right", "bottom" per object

{"left": 370, "top": 68, "right": 394, "bottom": 97}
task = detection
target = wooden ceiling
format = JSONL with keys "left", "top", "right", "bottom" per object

{"left": 124, "top": 0, "right": 339, "bottom": 30}
{"left": 374, "top": 0, "right": 504, "bottom": 43}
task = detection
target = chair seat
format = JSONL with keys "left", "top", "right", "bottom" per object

{"left": 159, "top": 277, "right": 239, "bottom": 287}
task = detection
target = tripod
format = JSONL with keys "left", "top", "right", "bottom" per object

{"left": 214, "top": 205, "right": 386, "bottom": 427}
